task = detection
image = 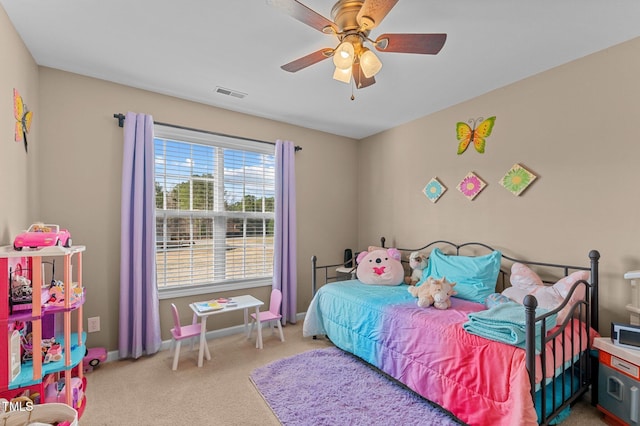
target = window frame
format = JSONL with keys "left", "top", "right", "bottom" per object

{"left": 153, "top": 124, "right": 275, "bottom": 299}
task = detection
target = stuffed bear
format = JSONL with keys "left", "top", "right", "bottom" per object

{"left": 405, "top": 251, "right": 428, "bottom": 285}
{"left": 408, "top": 276, "right": 457, "bottom": 309}
{"left": 356, "top": 248, "right": 404, "bottom": 286}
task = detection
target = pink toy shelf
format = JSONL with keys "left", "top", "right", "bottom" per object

{"left": 0, "top": 244, "right": 87, "bottom": 418}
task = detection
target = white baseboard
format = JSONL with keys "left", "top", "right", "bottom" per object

{"left": 102, "top": 312, "right": 306, "bottom": 363}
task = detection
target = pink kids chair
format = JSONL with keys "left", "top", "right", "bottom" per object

{"left": 170, "top": 303, "right": 207, "bottom": 370}
{"left": 250, "top": 288, "right": 285, "bottom": 348}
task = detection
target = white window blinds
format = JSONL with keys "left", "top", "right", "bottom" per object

{"left": 154, "top": 125, "right": 275, "bottom": 295}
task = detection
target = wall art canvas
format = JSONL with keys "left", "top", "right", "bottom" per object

{"left": 423, "top": 177, "right": 446, "bottom": 203}
{"left": 457, "top": 172, "right": 486, "bottom": 200}
{"left": 456, "top": 116, "right": 496, "bottom": 155}
{"left": 500, "top": 163, "right": 537, "bottom": 196}
{"left": 13, "top": 88, "right": 33, "bottom": 153}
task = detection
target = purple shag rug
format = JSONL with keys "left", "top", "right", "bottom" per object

{"left": 250, "top": 347, "right": 464, "bottom": 426}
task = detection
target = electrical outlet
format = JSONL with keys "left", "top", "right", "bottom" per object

{"left": 88, "top": 316, "right": 100, "bottom": 333}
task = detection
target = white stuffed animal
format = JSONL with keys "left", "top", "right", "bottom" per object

{"left": 408, "top": 276, "right": 457, "bottom": 309}
{"left": 405, "top": 251, "right": 428, "bottom": 285}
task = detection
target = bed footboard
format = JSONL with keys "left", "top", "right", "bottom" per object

{"left": 525, "top": 249, "right": 600, "bottom": 425}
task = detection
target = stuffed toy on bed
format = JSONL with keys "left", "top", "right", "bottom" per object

{"left": 501, "top": 262, "right": 590, "bottom": 323}
{"left": 356, "top": 248, "right": 404, "bottom": 286}
{"left": 408, "top": 276, "right": 457, "bottom": 309}
{"left": 405, "top": 251, "right": 428, "bottom": 286}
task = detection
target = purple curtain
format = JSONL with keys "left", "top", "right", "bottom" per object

{"left": 119, "top": 112, "right": 161, "bottom": 358}
{"left": 273, "top": 140, "right": 297, "bottom": 324}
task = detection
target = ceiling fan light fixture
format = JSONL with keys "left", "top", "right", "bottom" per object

{"left": 359, "top": 48, "right": 382, "bottom": 78}
{"left": 333, "top": 41, "right": 355, "bottom": 69}
{"left": 269, "top": 0, "right": 448, "bottom": 90}
{"left": 332, "top": 65, "right": 352, "bottom": 83}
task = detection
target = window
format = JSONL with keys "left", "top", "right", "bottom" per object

{"left": 154, "top": 125, "right": 275, "bottom": 298}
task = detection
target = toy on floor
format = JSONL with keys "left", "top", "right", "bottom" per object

{"left": 83, "top": 347, "right": 107, "bottom": 373}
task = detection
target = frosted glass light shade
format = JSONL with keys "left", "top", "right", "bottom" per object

{"left": 333, "top": 42, "right": 355, "bottom": 70}
{"left": 360, "top": 49, "right": 382, "bottom": 78}
{"left": 333, "top": 66, "right": 352, "bottom": 83}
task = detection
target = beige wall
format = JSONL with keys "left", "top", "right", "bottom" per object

{"left": 358, "top": 36, "right": 640, "bottom": 332}
{"left": 3, "top": 3, "right": 359, "bottom": 350}
{"left": 0, "top": 7, "right": 40, "bottom": 241}
{"left": 35, "top": 68, "right": 359, "bottom": 349}
{"left": 4, "top": 1, "right": 638, "bottom": 351}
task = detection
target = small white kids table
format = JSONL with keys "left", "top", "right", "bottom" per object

{"left": 189, "top": 295, "right": 264, "bottom": 367}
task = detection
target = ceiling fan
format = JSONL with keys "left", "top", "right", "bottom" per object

{"left": 267, "top": 0, "right": 447, "bottom": 89}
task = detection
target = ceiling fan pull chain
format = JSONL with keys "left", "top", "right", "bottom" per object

{"left": 351, "top": 79, "right": 355, "bottom": 101}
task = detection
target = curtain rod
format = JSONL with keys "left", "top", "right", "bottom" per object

{"left": 113, "top": 113, "right": 301, "bottom": 152}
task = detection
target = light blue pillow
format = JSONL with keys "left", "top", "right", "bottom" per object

{"left": 419, "top": 247, "right": 502, "bottom": 304}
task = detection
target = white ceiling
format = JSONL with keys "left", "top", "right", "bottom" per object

{"left": 3, "top": 0, "right": 640, "bottom": 139}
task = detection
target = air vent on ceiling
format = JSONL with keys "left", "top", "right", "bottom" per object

{"left": 215, "top": 86, "right": 247, "bottom": 99}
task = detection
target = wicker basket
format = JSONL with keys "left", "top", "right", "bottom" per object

{"left": 0, "top": 402, "right": 78, "bottom": 426}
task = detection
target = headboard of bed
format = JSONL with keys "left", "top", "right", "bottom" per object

{"left": 311, "top": 237, "right": 600, "bottom": 332}
{"left": 379, "top": 236, "right": 600, "bottom": 333}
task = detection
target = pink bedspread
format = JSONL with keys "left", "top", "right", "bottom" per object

{"left": 384, "top": 298, "right": 537, "bottom": 425}
{"left": 303, "top": 281, "right": 593, "bottom": 425}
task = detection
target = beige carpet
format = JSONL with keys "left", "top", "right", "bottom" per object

{"left": 80, "top": 322, "right": 606, "bottom": 425}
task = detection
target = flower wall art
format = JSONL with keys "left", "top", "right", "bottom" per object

{"left": 500, "top": 163, "right": 537, "bottom": 196}
{"left": 457, "top": 172, "right": 486, "bottom": 200}
{"left": 423, "top": 177, "right": 446, "bottom": 203}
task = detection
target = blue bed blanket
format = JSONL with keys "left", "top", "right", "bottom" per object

{"left": 463, "top": 301, "right": 557, "bottom": 353}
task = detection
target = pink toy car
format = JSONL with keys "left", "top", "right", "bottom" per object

{"left": 13, "top": 223, "right": 72, "bottom": 251}
{"left": 83, "top": 347, "right": 107, "bottom": 373}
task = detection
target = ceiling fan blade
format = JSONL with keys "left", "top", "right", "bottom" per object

{"left": 352, "top": 62, "right": 376, "bottom": 89}
{"left": 267, "top": 0, "right": 338, "bottom": 34}
{"left": 281, "top": 48, "right": 334, "bottom": 73}
{"left": 357, "top": 0, "right": 399, "bottom": 30}
{"left": 375, "top": 33, "right": 447, "bottom": 54}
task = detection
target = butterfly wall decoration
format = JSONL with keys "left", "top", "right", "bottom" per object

{"left": 456, "top": 116, "right": 496, "bottom": 155}
{"left": 13, "top": 88, "right": 33, "bottom": 153}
